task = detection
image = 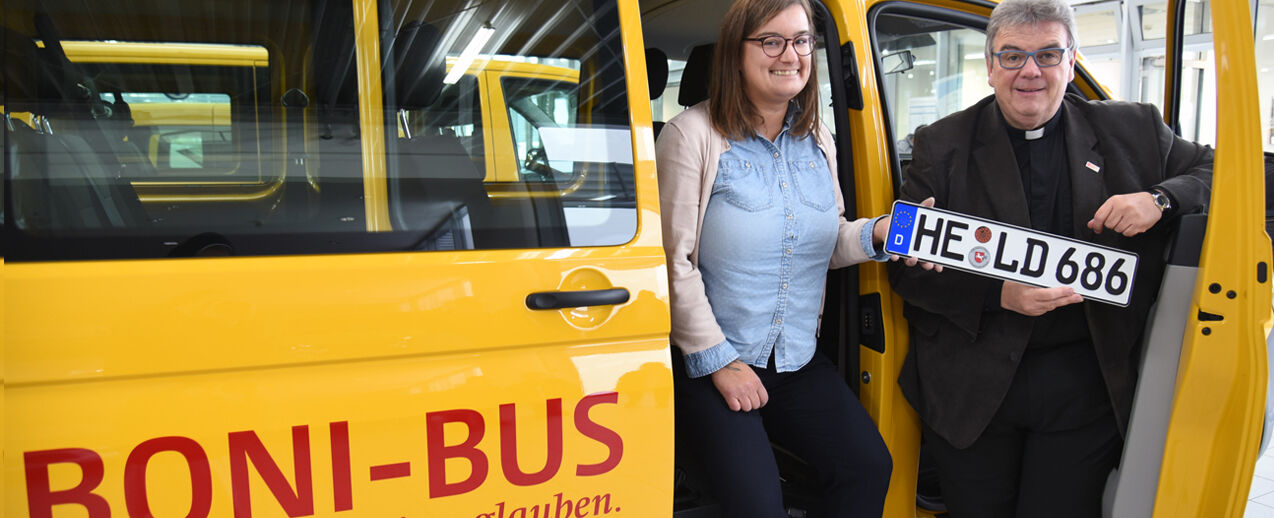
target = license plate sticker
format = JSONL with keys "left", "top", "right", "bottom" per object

{"left": 884, "top": 201, "right": 1139, "bottom": 306}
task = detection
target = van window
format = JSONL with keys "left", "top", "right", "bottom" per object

{"left": 873, "top": 13, "right": 991, "bottom": 162}
{"left": 382, "top": 0, "right": 635, "bottom": 250}
{"left": 4, "top": 0, "right": 634, "bottom": 260}
{"left": 504, "top": 76, "right": 581, "bottom": 179}
{"left": 96, "top": 92, "right": 237, "bottom": 175}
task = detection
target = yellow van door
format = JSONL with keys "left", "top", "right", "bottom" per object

{"left": 1146, "top": 0, "right": 1270, "bottom": 514}
{"left": 836, "top": 1, "right": 1000, "bottom": 514}
{"left": 5, "top": 1, "right": 672, "bottom": 517}
{"left": 844, "top": 0, "right": 1267, "bottom": 515}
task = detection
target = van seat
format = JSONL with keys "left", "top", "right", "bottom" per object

{"left": 387, "top": 20, "right": 495, "bottom": 248}
{"left": 647, "top": 47, "right": 669, "bottom": 139}
{"left": 678, "top": 44, "right": 714, "bottom": 107}
{"left": 4, "top": 26, "right": 149, "bottom": 233}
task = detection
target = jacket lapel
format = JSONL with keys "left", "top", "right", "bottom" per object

{"left": 1063, "top": 100, "right": 1107, "bottom": 240}
{"left": 971, "top": 101, "right": 1031, "bottom": 227}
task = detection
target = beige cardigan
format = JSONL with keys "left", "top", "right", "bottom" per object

{"left": 655, "top": 102, "right": 878, "bottom": 361}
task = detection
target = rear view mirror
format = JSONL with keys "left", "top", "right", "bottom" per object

{"left": 881, "top": 50, "right": 916, "bottom": 75}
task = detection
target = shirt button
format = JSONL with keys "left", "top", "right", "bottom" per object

{"left": 782, "top": 283, "right": 788, "bottom": 289}
{"left": 744, "top": 162, "right": 751, "bottom": 168}
{"left": 809, "top": 161, "right": 816, "bottom": 168}
{"left": 786, "top": 214, "right": 793, "bottom": 219}
{"left": 775, "top": 318, "right": 783, "bottom": 325}
{"left": 781, "top": 182, "right": 788, "bottom": 188}
{"left": 785, "top": 249, "right": 792, "bottom": 255}
{"left": 773, "top": 152, "right": 780, "bottom": 158}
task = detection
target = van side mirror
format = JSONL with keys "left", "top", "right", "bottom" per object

{"left": 881, "top": 50, "right": 916, "bottom": 75}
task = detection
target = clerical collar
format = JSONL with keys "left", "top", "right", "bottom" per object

{"left": 1006, "top": 108, "right": 1064, "bottom": 141}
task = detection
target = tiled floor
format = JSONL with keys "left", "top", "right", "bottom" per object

{"left": 1248, "top": 447, "right": 1274, "bottom": 517}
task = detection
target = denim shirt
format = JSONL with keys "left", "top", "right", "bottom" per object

{"left": 687, "top": 122, "right": 887, "bottom": 377}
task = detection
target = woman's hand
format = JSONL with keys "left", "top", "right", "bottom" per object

{"left": 877, "top": 197, "right": 943, "bottom": 271}
{"left": 710, "top": 360, "right": 768, "bottom": 412}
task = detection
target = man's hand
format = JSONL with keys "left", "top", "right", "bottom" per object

{"left": 877, "top": 197, "right": 943, "bottom": 271}
{"left": 1001, "top": 281, "right": 1083, "bottom": 316}
{"left": 1088, "top": 192, "right": 1161, "bottom": 236}
{"left": 710, "top": 360, "right": 768, "bottom": 412}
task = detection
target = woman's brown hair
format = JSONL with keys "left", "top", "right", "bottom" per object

{"left": 709, "top": 0, "right": 820, "bottom": 141}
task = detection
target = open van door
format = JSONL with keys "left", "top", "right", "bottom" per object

{"left": 1146, "top": 0, "right": 1271, "bottom": 514}
{"left": 1105, "top": 0, "right": 1271, "bottom": 515}
{"left": 851, "top": 0, "right": 1268, "bottom": 515}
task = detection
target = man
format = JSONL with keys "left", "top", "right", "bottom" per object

{"left": 888, "top": 0, "right": 1213, "bottom": 515}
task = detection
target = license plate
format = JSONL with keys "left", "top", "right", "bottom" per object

{"left": 884, "top": 201, "right": 1139, "bottom": 306}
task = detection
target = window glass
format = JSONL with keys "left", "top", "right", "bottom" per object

{"left": 503, "top": 77, "right": 581, "bottom": 181}
{"left": 96, "top": 92, "right": 236, "bottom": 174}
{"left": 4, "top": 0, "right": 634, "bottom": 260}
{"left": 498, "top": 73, "right": 635, "bottom": 247}
{"left": 1257, "top": 0, "right": 1274, "bottom": 153}
{"left": 1175, "top": 49, "right": 1216, "bottom": 146}
{"left": 1083, "top": 58, "right": 1123, "bottom": 97}
{"left": 1076, "top": 4, "right": 1120, "bottom": 47}
{"left": 382, "top": 0, "right": 634, "bottom": 250}
{"left": 1072, "top": 1, "right": 1122, "bottom": 97}
{"left": 1135, "top": 48, "right": 1216, "bottom": 146}
{"left": 4, "top": 1, "right": 289, "bottom": 260}
{"left": 1140, "top": 0, "right": 1211, "bottom": 40}
{"left": 873, "top": 14, "right": 991, "bottom": 160}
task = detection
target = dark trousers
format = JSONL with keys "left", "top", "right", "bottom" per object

{"left": 922, "top": 340, "right": 1123, "bottom": 518}
{"left": 674, "top": 351, "right": 892, "bottom": 518}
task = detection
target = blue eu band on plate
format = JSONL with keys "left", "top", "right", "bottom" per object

{"left": 885, "top": 201, "right": 1139, "bottom": 306}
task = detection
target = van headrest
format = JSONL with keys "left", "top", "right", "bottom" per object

{"left": 646, "top": 48, "right": 668, "bottom": 100}
{"left": 1, "top": 27, "right": 62, "bottom": 113}
{"left": 392, "top": 21, "right": 445, "bottom": 110}
{"left": 677, "top": 44, "right": 713, "bottom": 107}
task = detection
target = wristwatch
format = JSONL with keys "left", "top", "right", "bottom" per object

{"left": 1149, "top": 189, "right": 1173, "bottom": 213}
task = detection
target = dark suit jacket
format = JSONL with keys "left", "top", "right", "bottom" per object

{"left": 890, "top": 94, "right": 1213, "bottom": 449}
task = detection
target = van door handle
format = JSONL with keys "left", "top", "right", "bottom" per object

{"left": 525, "top": 288, "right": 630, "bottom": 310}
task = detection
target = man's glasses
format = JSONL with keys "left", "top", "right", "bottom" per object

{"left": 744, "top": 34, "right": 816, "bottom": 57}
{"left": 992, "top": 47, "right": 1069, "bottom": 69}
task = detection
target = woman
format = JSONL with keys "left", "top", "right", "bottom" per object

{"left": 656, "top": 0, "right": 932, "bottom": 515}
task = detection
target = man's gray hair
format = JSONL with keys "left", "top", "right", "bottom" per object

{"left": 984, "top": 0, "right": 1079, "bottom": 57}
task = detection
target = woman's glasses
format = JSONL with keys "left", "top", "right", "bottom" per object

{"left": 744, "top": 34, "right": 816, "bottom": 57}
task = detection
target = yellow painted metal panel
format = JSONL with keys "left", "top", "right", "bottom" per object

{"left": 353, "top": 0, "right": 390, "bottom": 232}
{"left": 54, "top": 40, "right": 269, "bottom": 67}
{"left": 6, "top": 249, "right": 671, "bottom": 516}
{"left": 129, "top": 103, "right": 232, "bottom": 128}
{"left": 1152, "top": 0, "right": 1271, "bottom": 515}
{"left": 479, "top": 70, "right": 500, "bottom": 183}
{"left": 824, "top": 0, "right": 931, "bottom": 515}
{"left": 616, "top": 0, "right": 664, "bottom": 252}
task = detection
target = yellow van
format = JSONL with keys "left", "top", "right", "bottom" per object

{"left": 3, "top": 0, "right": 1268, "bottom": 517}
